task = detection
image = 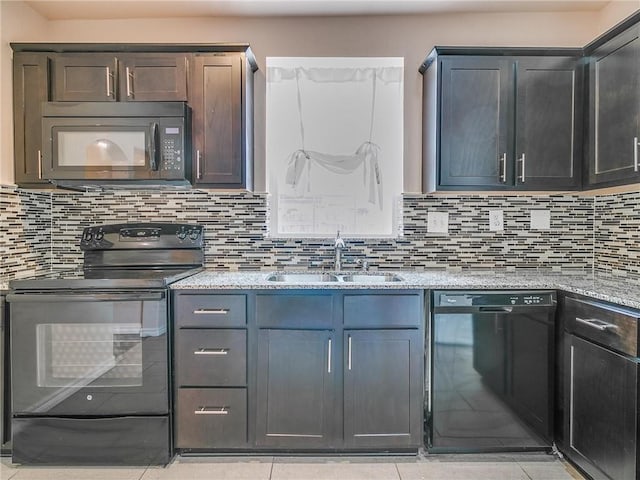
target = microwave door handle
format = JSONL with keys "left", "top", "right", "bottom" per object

{"left": 149, "top": 122, "right": 160, "bottom": 171}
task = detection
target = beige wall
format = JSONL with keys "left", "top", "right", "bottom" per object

{"left": 1, "top": 1, "right": 638, "bottom": 190}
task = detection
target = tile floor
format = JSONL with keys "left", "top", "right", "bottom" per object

{"left": 1, "top": 453, "right": 586, "bottom": 480}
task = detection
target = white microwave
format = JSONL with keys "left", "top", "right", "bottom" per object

{"left": 41, "top": 102, "right": 191, "bottom": 188}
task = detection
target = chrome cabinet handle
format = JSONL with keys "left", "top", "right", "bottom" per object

{"left": 193, "top": 348, "right": 228, "bottom": 355}
{"left": 196, "top": 150, "right": 202, "bottom": 179}
{"left": 347, "top": 335, "right": 352, "bottom": 371}
{"left": 37, "top": 150, "right": 42, "bottom": 179}
{"left": 575, "top": 317, "right": 618, "bottom": 332}
{"left": 105, "top": 67, "right": 114, "bottom": 98}
{"left": 194, "top": 407, "right": 229, "bottom": 415}
{"left": 193, "top": 308, "right": 229, "bottom": 315}
{"left": 634, "top": 136, "right": 639, "bottom": 173}
{"left": 327, "top": 338, "right": 332, "bottom": 373}
{"left": 126, "top": 66, "right": 133, "bottom": 98}
{"left": 498, "top": 153, "right": 507, "bottom": 183}
{"left": 517, "top": 153, "right": 526, "bottom": 183}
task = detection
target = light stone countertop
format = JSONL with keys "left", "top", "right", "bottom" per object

{"left": 171, "top": 269, "right": 640, "bottom": 310}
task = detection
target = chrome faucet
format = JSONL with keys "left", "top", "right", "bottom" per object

{"left": 334, "top": 230, "right": 346, "bottom": 271}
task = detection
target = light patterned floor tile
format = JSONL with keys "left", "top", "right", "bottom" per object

{"left": 270, "top": 462, "right": 401, "bottom": 480}
{"left": 396, "top": 461, "right": 529, "bottom": 480}
{"left": 1, "top": 457, "right": 19, "bottom": 480}
{"left": 10, "top": 466, "right": 146, "bottom": 480}
{"left": 141, "top": 460, "right": 272, "bottom": 480}
{"left": 519, "top": 461, "right": 583, "bottom": 480}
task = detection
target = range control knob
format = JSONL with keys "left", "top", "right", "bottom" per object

{"left": 176, "top": 228, "right": 188, "bottom": 240}
{"left": 95, "top": 230, "right": 104, "bottom": 241}
{"left": 189, "top": 229, "right": 200, "bottom": 241}
{"left": 83, "top": 229, "right": 93, "bottom": 242}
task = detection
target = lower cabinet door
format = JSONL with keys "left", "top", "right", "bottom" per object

{"left": 175, "top": 388, "right": 247, "bottom": 449}
{"left": 565, "top": 335, "right": 638, "bottom": 480}
{"left": 343, "top": 329, "right": 423, "bottom": 448}
{"left": 256, "top": 329, "right": 335, "bottom": 448}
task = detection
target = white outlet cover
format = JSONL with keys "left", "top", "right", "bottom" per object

{"left": 488, "top": 210, "right": 504, "bottom": 231}
{"left": 427, "top": 211, "right": 449, "bottom": 234}
{"left": 530, "top": 210, "right": 551, "bottom": 230}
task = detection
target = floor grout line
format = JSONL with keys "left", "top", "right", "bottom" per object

{"left": 268, "top": 459, "right": 274, "bottom": 480}
{"left": 394, "top": 462, "right": 403, "bottom": 480}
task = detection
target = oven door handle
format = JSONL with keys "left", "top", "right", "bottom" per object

{"left": 7, "top": 292, "right": 165, "bottom": 303}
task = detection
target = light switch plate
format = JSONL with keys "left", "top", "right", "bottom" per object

{"left": 489, "top": 210, "right": 504, "bottom": 231}
{"left": 427, "top": 211, "right": 449, "bottom": 234}
{"left": 530, "top": 210, "right": 551, "bottom": 230}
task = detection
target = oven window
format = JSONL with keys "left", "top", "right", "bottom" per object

{"left": 36, "top": 323, "right": 143, "bottom": 388}
{"left": 57, "top": 131, "right": 146, "bottom": 167}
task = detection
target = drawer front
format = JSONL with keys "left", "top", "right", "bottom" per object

{"left": 256, "top": 293, "right": 334, "bottom": 328}
{"left": 176, "top": 330, "right": 246, "bottom": 386}
{"left": 344, "top": 294, "right": 422, "bottom": 328}
{"left": 565, "top": 296, "right": 639, "bottom": 356}
{"left": 176, "top": 294, "right": 246, "bottom": 327}
{"left": 175, "top": 388, "right": 247, "bottom": 448}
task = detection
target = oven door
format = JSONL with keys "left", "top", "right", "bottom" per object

{"left": 42, "top": 117, "right": 161, "bottom": 181}
{"left": 8, "top": 291, "right": 168, "bottom": 416}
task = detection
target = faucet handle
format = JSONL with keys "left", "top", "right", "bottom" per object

{"left": 356, "top": 258, "right": 370, "bottom": 271}
{"left": 334, "top": 230, "right": 346, "bottom": 248}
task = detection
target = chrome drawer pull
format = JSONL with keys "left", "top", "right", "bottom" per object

{"left": 193, "top": 308, "right": 229, "bottom": 315}
{"left": 193, "top": 348, "right": 229, "bottom": 355}
{"left": 575, "top": 317, "right": 618, "bottom": 332}
{"left": 194, "top": 406, "right": 229, "bottom": 415}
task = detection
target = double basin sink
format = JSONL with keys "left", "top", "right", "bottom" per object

{"left": 266, "top": 272, "right": 403, "bottom": 283}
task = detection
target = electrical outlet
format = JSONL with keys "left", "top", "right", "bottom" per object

{"left": 530, "top": 210, "right": 551, "bottom": 230}
{"left": 489, "top": 210, "right": 504, "bottom": 231}
{"left": 427, "top": 211, "right": 449, "bottom": 234}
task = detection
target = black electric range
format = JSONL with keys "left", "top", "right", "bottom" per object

{"left": 7, "top": 222, "right": 204, "bottom": 466}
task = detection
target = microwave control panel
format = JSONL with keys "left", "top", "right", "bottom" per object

{"left": 161, "top": 126, "right": 184, "bottom": 173}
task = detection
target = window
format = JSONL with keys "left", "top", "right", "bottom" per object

{"left": 266, "top": 57, "right": 404, "bottom": 238}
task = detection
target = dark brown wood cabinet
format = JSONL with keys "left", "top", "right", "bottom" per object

{"left": 586, "top": 22, "right": 640, "bottom": 188}
{"left": 12, "top": 52, "right": 50, "bottom": 187}
{"left": 190, "top": 53, "right": 253, "bottom": 189}
{"left": 51, "top": 53, "right": 188, "bottom": 102}
{"left": 173, "top": 292, "right": 249, "bottom": 451}
{"left": 11, "top": 43, "right": 256, "bottom": 189}
{"left": 421, "top": 49, "right": 583, "bottom": 191}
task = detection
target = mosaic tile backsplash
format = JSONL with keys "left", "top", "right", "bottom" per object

{"left": 1, "top": 187, "right": 638, "bottom": 278}
{"left": 594, "top": 190, "right": 640, "bottom": 278}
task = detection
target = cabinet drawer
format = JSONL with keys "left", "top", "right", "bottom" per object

{"left": 175, "top": 388, "right": 247, "bottom": 448}
{"left": 565, "top": 296, "right": 639, "bottom": 356}
{"left": 176, "top": 294, "right": 246, "bottom": 327}
{"left": 256, "top": 293, "right": 334, "bottom": 328}
{"left": 176, "top": 329, "right": 246, "bottom": 387}
{"left": 344, "top": 294, "right": 422, "bottom": 328}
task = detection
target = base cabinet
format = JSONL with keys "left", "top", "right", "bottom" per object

{"left": 256, "top": 329, "right": 335, "bottom": 448}
{"left": 343, "top": 330, "right": 423, "bottom": 448}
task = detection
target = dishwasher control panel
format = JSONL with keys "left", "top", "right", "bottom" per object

{"left": 434, "top": 291, "right": 556, "bottom": 307}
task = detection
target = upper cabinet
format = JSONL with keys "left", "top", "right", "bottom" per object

{"left": 421, "top": 49, "right": 583, "bottom": 192}
{"left": 13, "top": 52, "right": 50, "bottom": 188}
{"left": 11, "top": 44, "right": 257, "bottom": 190}
{"left": 585, "top": 21, "right": 640, "bottom": 189}
{"left": 190, "top": 53, "right": 254, "bottom": 189}
{"left": 51, "top": 53, "right": 188, "bottom": 102}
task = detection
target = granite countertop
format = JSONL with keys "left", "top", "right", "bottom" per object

{"left": 171, "top": 269, "right": 640, "bottom": 310}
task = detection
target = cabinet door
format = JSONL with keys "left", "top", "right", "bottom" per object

{"left": 191, "top": 54, "right": 243, "bottom": 187}
{"left": 256, "top": 329, "right": 335, "bottom": 447}
{"left": 52, "top": 54, "right": 117, "bottom": 101}
{"left": 439, "top": 57, "right": 513, "bottom": 188}
{"left": 343, "top": 330, "right": 422, "bottom": 448}
{"left": 588, "top": 25, "right": 640, "bottom": 187}
{"left": 565, "top": 334, "right": 638, "bottom": 480}
{"left": 13, "top": 53, "right": 49, "bottom": 187}
{"left": 119, "top": 54, "right": 188, "bottom": 101}
{"left": 515, "top": 57, "right": 582, "bottom": 190}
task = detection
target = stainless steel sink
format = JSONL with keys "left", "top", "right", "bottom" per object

{"left": 266, "top": 273, "right": 340, "bottom": 282}
{"left": 340, "top": 273, "right": 403, "bottom": 283}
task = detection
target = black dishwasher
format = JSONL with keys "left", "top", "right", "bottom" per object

{"left": 429, "top": 290, "right": 556, "bottom": 452}
{"left": 562, "top": 294, "right": 639, "bottom": 480}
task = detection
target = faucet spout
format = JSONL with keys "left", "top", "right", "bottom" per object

{"left": 334, "top": 230, "right": 346, "bottom": 271}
